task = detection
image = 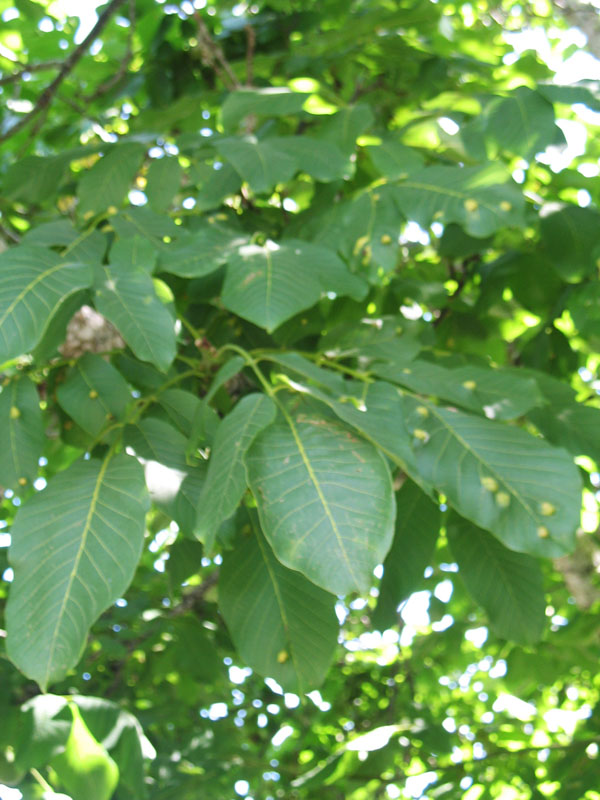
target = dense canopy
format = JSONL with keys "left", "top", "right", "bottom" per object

{"left": 1, "top": 0, "right": 600, "bottom": 798}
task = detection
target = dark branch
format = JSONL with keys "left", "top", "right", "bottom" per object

{"left": 0, "top": 0, "right": 128, "bottom": 144}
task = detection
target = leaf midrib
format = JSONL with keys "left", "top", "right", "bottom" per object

{"left": 43, "top": 454, "right": 112, "bottom": 689}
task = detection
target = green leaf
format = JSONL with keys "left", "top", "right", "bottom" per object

{"left": 528, "top": 401, "right": 600, "bottom": 463}
{"left": 0, "top": 376, "right": 44, "bottom": 490}
{"left": 168, "top": 537, "right": 204, "bottom": 587}
{"left": 124, "top": 417, "right": 189, "bottom": 471}
{"left": 219, "top": 516, "right": 338, "bottom": 692}
{"left": 0, "top": 246, "right": 92, "bottom": 364}
{"left": 157, "top": 388, "right": 202, "bottom": 435}
{"left": 404, "top": 398, "right": 582, "bottom": 558}
{"left": 51, "top": 703, "right": 119, "bottom": 800}
{"left": 365, "top": 139, "right": 424, "bottom": 178}
{"left": 110, "top": 236, "right": 158, "bottom": 274}
{"left": 448, "top": 515, "right": 546, "bottom": 645}
{"left": 372, "top": 480, "right": 440, "bottom": 631}
{"left": 374, "top": 359, "right": 544, "bottom": 420}
{"left": 157, "top": 220, "right": 246, "bottom": 278}
{"left": 221, "top": 87, "right": 310, "bottom": 130}
{"left": 315, "top": 105, "right": 374, "bottom": 154}
{"left": 266, "top": 136, "right": 350, "bottom": 181}
{"left": 4, "top": 155, "right": 69, "bottom": 204}
{"left": 484, "top": 87, "right": 557, "bottom": 160}
{"left": 246, "top": 398, "right": 395, "bottom": 594}
{"left": 540, "top": 206, "right": 600, "bottom": 281}
{"left": 14, "top": 695, "right": 71, "bottom": 772}
{"left": 395, "top": 163, "right": 524, "bottom": 236}
{"left": 145, "top": 156, "right": 182, "bottom": 211}
{"left": 194, "top": 163, "right": 242, "bottom": 210}
{"left": 219, "top": 136, "right": 298, "bottom": 194}
{"left": 204, "top": 355, "right": 246, "bottom": 403}
{"left": 110, "top": 206, "right": 180, "bottom": 241}
{"left": 56, "top": 353, "right": 131, "bottom": 438}
{"left": 6, "top": 453, "right": 149, "bottom": 690}
{"left": 69, "top": 696, "right": 149, "bottom": 800}
{"left": 195, "top": 393, "right": 276, "bottom": 548}
{"left": 94, "top": 264, "right": 176, "bottom": 372}
{"left": 77, "top": 143, "right": 146, "bottom": 217}
{"left": 222, "top": 240, "right": 367, "bottom": 332}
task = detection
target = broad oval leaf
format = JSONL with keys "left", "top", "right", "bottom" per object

{"left": 222, "top": 239, "right": 367, "bottom": 332}
{"left": 246, "top": 398, "right": 396, "bottom": 595}
{"left": 195, "top": 393, "right": 276, "bottom": 549}
{"left": 405, "top": 398, "right": 582, "bottom": 557}
{"left": 0, "top": 246, "right": 92, "bottom": 364}
{"left": 448, "top": 515, "right": 546, "bottom": 645}
{"left": 219, "top": 517, "right": 338, "bottom": 693}
{"left": 6, "top": 453, "right": 149, "bottom": 690}
{"left": 94, "top": 265, "right": 176, "bottom": 372}
{"left": 0, "top": 376, "right": 44, "bottom": 490}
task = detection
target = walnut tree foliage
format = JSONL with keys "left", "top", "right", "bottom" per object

{"left": 1, "top": 0, "right": 600, "bottom": 797}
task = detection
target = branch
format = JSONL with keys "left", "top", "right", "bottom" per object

{"left": 194, "top": 12, "right": 241, "bottom": 90}
{"left": 0, "top": 0, "right": 128, "bottom": 144}
{"left": 0, "top": 60, "right": 63, "bottom": 86}
{"left": 245, "top": 24, "right": 256, "bottom": 86}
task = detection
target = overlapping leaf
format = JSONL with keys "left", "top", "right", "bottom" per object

{"left": 0, "top": 246, "right": 92, "bottom": 363}
{"left": 195, "top": 394, "right": 276, "bottom": 549}
{"left": 448, "top": 516, "right": 546, "bottom": 644}
{"left": 56, "top": 353, "right": 131, "bottom": 438}
{"left": 246, "top": 398, "right": 395, "bottom": 594}
{"left": 374, "top": 359, "right": 544, "bottom": 420}
{"left": 157, "top": 220, "right": 247, "bottom": 278}
{"left": 219, "top": 137, "right": 298, "bottom": 194}
{"left": 219, "top": 519, "right": 338, "bottom": 692}
{"left": 221, "top": 88, "right": 310, "bottom": 131}
{"left": 484, "top": 87, "right": 558, "bottom": 160}
{"left": 404, "top": 398, "right": 581, "bottom": 557}
{"left": 222, "top": 239, "right": 367, "bottom": 332}
{"left": 94, "top": 264, "right": 176, "bottom": 372}
{"left": 0, "top": 376, "right": 44, "bottom": 490}
{"left": 145, "top": 155, "right": 182, "bottom": 211}
{"left": 6, "top": 453, "right": 149, "bottom": 690}
{"left": 78, "top": 143, "right": 146, "bottom": 217}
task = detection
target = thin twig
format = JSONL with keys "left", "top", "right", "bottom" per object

{"left": 245, "top": 24, "right": 255, "bottom": 86}
{"left": 0, "top": 0, "right": 128, "bottom": 144}
{"left": 0, "top": 60, "right": 63, "bottom": 86}
{"left": 194, "top": 12, "right": 241, "bottom": 90}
